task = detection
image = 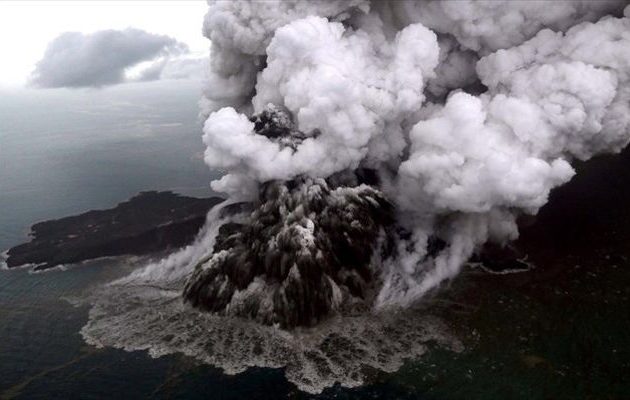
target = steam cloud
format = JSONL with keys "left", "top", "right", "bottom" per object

{"left": 30, "top": 28, "right": 191, "bottom": 88}
{"left": 195, "top": 0, "right": 630, "bottom": 313}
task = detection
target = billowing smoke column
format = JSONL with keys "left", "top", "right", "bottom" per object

{"left": 186, "top": 0, "right": 630, "bottom": 326}
{"left": 184, "top": 174, "right": 393, "bottom": 328}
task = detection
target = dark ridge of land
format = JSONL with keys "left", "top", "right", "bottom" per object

{"left": 5, "top": 191, "right": 224, "bottom": 271}
{"left": 385, "top": 146, "right": 630, "bottom": 399}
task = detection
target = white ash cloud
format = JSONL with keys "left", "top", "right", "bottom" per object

{"left": 384, "top": 8, "right": 630, "bottom": 304}
{"left": 30, "top": 28, "right": 189, "bottom": 88}
{"left": 199, "top": 0, "right": 369, "bottom": 113}
{"left": 203, "top": 15, "right": 439, "bottom": 187}
{"left": 198, "top": 0, "right": 630, "bottom": 308}
{"left": 387, "top": 0, "right": 626, "bottom": 54}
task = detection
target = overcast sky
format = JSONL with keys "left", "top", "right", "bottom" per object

{"left": 0, "top": 1, "right": 209, "bottom": 88}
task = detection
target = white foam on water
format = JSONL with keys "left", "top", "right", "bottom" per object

{"left": 81, "top": 280, "right": 461, "bottom": 394}
{"left": 468, "top": 258, "right": 535, "bottom": 276}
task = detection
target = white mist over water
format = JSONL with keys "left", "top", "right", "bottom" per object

{"left": 84, "top": 0, "right": 630, "bottom": 393}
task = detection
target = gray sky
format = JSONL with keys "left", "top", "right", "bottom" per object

{"left": 0, "top": 1, "right": 209, "bottom": 88}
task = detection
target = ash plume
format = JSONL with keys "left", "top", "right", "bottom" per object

{"left": 188, "top": 0, "right": 630, "bottom": 324}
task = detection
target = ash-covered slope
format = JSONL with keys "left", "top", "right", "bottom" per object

{"left": 184, "top": 175, "right": 393, "bottom": 328}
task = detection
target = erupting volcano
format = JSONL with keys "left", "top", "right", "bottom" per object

{"left": 182, "top": 0, "right": 630, "bottom": 325}
{"left": 81, "top": 0, "right": 630, "bottom": 393}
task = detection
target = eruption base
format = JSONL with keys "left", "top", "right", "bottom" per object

{"left": 183, "top": 176, "right": 393, "bottom": 328}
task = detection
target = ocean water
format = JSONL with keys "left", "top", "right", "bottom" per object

{"left": 0, "top": 81, "right": 423, "bottom": 399}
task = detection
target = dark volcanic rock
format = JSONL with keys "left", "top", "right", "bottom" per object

{"left": 249, "top": 104, "right": 317, "bottom": 150}
{"left": 183, "top": 105, "right": 395, "bottom": 329}
{"left": 5, "top": 191, "right": 223, "bottom": 270}
{"left": 183, "top": 176, "right": 394, "bottom": 328}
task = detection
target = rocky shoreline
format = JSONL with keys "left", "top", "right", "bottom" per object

{"left": 4, "top": 191, "right": 223, "bottom": 271}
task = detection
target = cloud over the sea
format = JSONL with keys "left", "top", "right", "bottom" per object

{"left": 30, "top": 28, "right": 195, "bottom": 88}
